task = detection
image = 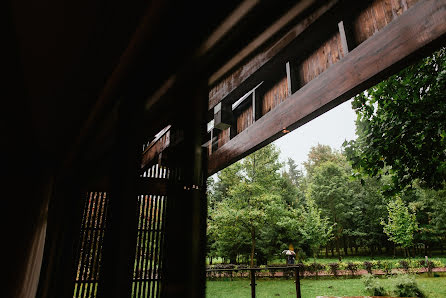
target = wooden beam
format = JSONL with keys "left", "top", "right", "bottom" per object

{"left": 208, "top": 0, "right": 340, "bottom": 110}
{"left": 208, "top": 0, "right": 446, "bottom": 175}
{"left": 213, "top": 102, "right": 233, "bottom": 130}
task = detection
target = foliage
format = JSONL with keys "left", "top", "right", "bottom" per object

{"left": 363, "top": 261, "right": 373, "bottom": 274}
{"left": 346, "top": 261, "right": 359, "bottom": 276}
{"left": 392, "top": 274, "right": 425, "bottom": 297}
{"left": 307, "top": 160, "right": 350, "bottom": 258}
{"left": 344, "top": 48, "right": 446, "bottom": 192}
{"left": 362, "top": 274, "right": 388, "bottom": 296}
{"left": 381, "top": 197, "right": 418, "bottom": 249}
{"left": 298, "top": 197, "right": 333, "bottom": 259}
{"left": 328, "top": 263, "right": 339, "bottom": 276}
{"left": 208, "top": 144, "right": 297, "bottom": 266}
{"left": 398, "top": 260, "right": 410, "bottom": 273}
{"left": 381, "top": 260, "right": 394, "bottom": 275}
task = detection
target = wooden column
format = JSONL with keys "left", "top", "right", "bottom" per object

{"left": 97, "top": 98, "right": 143, "bottom": 298}
{"left": 36, "top": 172, "right": 85, "bottom": 298}
{"left": 161, "top": 79, "right": 208, "bottom": 298}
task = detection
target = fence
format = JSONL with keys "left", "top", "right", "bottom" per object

{"left": 206, "top": 265, "right": 303, "bottom": 298}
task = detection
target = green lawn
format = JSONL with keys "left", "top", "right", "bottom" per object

{"left": 206, "top": 275, "right": 446, "bottom": 298}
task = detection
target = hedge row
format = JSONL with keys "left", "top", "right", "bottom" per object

{"left": 206, "top": 259, "right": 445, "bottom": 275}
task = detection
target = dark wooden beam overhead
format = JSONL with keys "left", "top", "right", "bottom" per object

{"left": 208, "top": 0, "right": 349, "bottom": 111}
{"left": 208, "top": 0, "right": 446, "bottom": 175}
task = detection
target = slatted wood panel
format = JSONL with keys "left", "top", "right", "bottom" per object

{"left": 298, "top": 32, "right": 344, "bottom": 87}
{"left": 217, "top": 128, "right": 230, "bottom": 149}
{"left": 262, "top": 77, "right": 288, "bottom": 116}
{"left": 73, "top": 192, "right": 109, "bottom": 298}
{"left": 236, "top": 105, "right": 254, "bottom": 134}
{"left": 353, "top": 0, "right": 420, "bottom": 45}
{"left": 132, "top": 164, "right": 169, "bottom": 298}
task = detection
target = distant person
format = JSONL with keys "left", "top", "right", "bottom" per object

{"left": 282, "top": 249, "right": 296, "bottom": 265}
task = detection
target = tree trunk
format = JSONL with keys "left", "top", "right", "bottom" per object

{"left": 330, "top": 243, "right": 334, "bottom": 257}
{"left": 336, "top": 236, "right": 341, "bottom": 261}
{"left": 250, "top": 226, "right": 256, "bottom": 268}
{"left": 343, "top": 236, "right": 348, "bottom": 256}
{"left": 325, "top": 246, "right": 328, "bottom": 257}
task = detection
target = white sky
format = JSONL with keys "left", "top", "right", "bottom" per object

{"left": 273, "top": 99, "right": 357, "bottom": 170}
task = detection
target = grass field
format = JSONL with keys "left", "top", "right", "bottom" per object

{"left": 206, "top": 274, "right": 446, "bottom": 297}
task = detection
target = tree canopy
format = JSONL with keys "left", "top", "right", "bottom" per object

{"left": 344, "top": 48, "right": 446, "bottom": 192}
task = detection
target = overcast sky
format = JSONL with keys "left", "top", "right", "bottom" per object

{"left": 273, "top": 99, "right": 357, "bottom": 170}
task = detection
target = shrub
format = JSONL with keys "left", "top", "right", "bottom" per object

{"left": 363, "top": 261, "right": 374, "bottom": 274}
{"left": 398, "top": 260, "right": 410, "bottom": 273}
{"left": 328, "top": 263, "right": 339, "bottom": 276}
{"left": 338, "top": 261, "right": 348, "bottom": 270}
{"left": 346, "top": 262, "right": 358, "bottom": 276}
{"left": 392, "top": 274, "right": 425, "bottom": 297}
{"left": 381, "top": 260, "right": 394, "bottom": 275}
{"left": 237, "top": 264, "right": 248, "bottom": 278}
{"left": 362, "top": 274, "right": 388, "bottom": 296}
{"left": 306, "top": 262, "right": 324, "bottom": 278}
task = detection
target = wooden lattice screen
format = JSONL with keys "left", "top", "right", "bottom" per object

{"left": 73, "top": 192, "right": 109, "bottom": 297}
{"left": 132, "top": 164, "right": 169, "bottom": 297}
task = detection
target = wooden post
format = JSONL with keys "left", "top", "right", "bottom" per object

{"left": 250, "top": 269, "right": 256, "bottom": 298}
{"left": 161, "top": 78, "right": 208, "bottom": 298}
{"left": 97, "top": 97, "right": 143, "bottom": 298}
{"left": 295, "top": 266, "right": 301, "bottom": 298}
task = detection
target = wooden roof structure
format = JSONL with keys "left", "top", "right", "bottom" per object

{"left": 5, "top": 0, "right": 445, "bottom": 297}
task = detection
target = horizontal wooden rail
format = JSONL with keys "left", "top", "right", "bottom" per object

{"left": 208, "top": 0, "right": 446, "bottom": 175}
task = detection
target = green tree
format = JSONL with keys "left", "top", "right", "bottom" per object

{"left": 209, "top": 144, "right": 293, "bottom": 266}
{"left": 307, "top": 160, "right": 350, "bottom": 259}
{"left": 298, "top": 197, "right": 333, "bottom": 259}
{"left": 381, "top": 197, "right": 418, "bottom": 257}
{"left": 344, "top": 48, "right": 446, "bottom": 192}
{"left": 304, "top": 144, "right": 343, "bottom": 177}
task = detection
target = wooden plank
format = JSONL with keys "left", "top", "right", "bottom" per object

{"left": 286, "top": 61, "right": 300, "bottom": 95}
{"left": 141, "top": 130, "right": 170, "bottom": 169}
{"left": 208, "top": 0, "right": 446, "bottom": 175}
{"left": 208, "top": 0, "right": 341, "bottom": 110}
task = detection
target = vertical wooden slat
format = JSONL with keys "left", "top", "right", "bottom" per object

{"left": 73, "top": 191, "right": 108, "bottom": 298}
{"left": 73, "top": 192, "right": 90, "bottom": 298}
{"left": 92, "top": 192, "right": 107, "bottom": 294}
{"left": 87, "top": 192, "right": 100, "bottom": 296}
{"left": 78, "top": 193, "right": 95, "bottom": 298}
{"left": 148, "top": 194, "right": 159, "bottom": 295}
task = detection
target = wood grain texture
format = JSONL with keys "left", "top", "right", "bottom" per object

{"left": 208, "top": 0, "right": 446, "bottom": 175}
{"left": 298, "top": 32, "right": 344, "bottom": 86}
{"left": 217, "top": 128, "right": 230, "bottom": 149}
{"left": 262, "top": 77, "right": 288, "bottom": 116}
{"left": 208, "top": 0, "right": 339, "bottom": 110}
{"left": 237, "top": 105, "right": 254, "bottom": 134}
{"left": 353, "top": 0, "right": 420, "bottom": 45}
